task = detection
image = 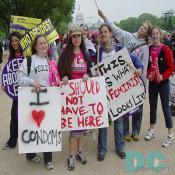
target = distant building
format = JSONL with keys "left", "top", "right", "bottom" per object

{"left": 75, "top": 10, "right": 84, "bottom": 25}
{"left": 74, "top": 11, "right": 103, "bottom": 32}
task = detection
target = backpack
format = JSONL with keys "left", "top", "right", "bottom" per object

{"left": 26, "top": 56, "right": 32, "bottom": 76}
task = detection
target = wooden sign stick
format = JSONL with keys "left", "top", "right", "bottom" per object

{"left": 93, "top": 0, "right": 99, "bottom": 9}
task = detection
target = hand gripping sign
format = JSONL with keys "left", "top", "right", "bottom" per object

{"left": 91, "top": 48, "right": 146, "bottom": 121}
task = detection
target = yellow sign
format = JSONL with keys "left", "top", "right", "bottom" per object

{"left": 10, "top": 15, "right": 42, "bottom": 35}
{"left": 20, "top": 19, "right": 59, "bottom": 56}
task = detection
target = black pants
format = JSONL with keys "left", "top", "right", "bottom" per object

{"left": 7, "top": 100, "right": 18, "bottom": 147}
{"left": 149, "top": 81, "right": 173, "bottom": 128}
{"left": 0, "top": 54, "right": 2, "bottom": 64}
{"left": 26, "top": 152, "right": 52, "bottom": 163}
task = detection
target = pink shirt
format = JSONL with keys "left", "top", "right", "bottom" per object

{"left": 150, "top": 44, "right": 163, "bottom": 60}
{"left": 147, "top": 44, "right": 163, "bottom": 83}
{"left": 71, "top": 51, "right": 87, "bottom": 79}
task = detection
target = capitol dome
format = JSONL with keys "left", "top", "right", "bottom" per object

{"left": 75, "top": 10, "right": 84, "bottom": 25}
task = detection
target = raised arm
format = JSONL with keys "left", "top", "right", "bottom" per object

{"left": 98, "top": 9, "right": 133, "bottom": 47}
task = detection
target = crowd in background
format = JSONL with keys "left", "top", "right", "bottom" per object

{"left": 0, "top": 9, "right": 175, "bottom": 171}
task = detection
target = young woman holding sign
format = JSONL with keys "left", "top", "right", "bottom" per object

{"left": 98, "top": 9, "right": 152, "bottom": 142}
{"left": 96, "top": 24, "right": 143, "bottom": 161}
{"left": 145, "top": 26, "right": 174, "bottom": 147}
{"left": 58, "top": 26, "right": 92, "bottom": 171}
{"left": 17, "top": 34, "right": 60, "bottom": 170}
{"left": 1, "top": 32, "right": 23, "bottom": 150}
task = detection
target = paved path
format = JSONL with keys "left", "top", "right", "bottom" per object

{"left": 0, "top": 64, "right": 175, "bottom": 175}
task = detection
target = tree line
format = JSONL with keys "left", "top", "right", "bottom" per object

{"left": 0, "top": 0, "right": 75, "bottom": 36}
{"left": 116, "top": 12, "right": 175, "bottom": 33}
{"left": 0, "top": 0, "right": 174, "bottom": 37}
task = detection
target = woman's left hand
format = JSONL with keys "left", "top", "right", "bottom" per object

{"left": 33, "top": 81, "right": 41, "bottom": 92}
{"left": 82, "top": 74, "right": 89, "bottom": 82}
{"left": 62, "top": 76, "right": 69, "bottom": 86}
{"left": 133, "top": 69, "right": 142, "bottom": 77}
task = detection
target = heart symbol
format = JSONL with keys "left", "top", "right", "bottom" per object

{"left": 32, "top": 110, "right": 45, "bottom": 127}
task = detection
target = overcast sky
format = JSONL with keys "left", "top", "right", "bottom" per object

{"left": 73, "top": 0, "right": 175, "bottom": 23}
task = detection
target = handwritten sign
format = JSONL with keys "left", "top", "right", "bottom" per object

{"left": 1, "top": 57, "right": 23, "bottom": 100}
{"left": 18, "top": 87, "right": 61, "bottom": 153}
{"left": 10, "top": 15, "right": 42, "bottom": 35}
{"left": 20, "top": 18, "right": 59, "bottom": 56}
{"left": 91, "top": 48, "right": 145, "bottom": 121}
{"left": 60, "top": 77, "right": 108, "bottom": 131}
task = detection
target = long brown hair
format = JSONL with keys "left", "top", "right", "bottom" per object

{"left": 58, "top": 35, "right": 90, "bottom": 79}
{"left": 143, "top": 20, "right": 152, "bottom": 43}
{"left": 99, "top": 24, "right": 113, "bottom": 33}
{"left": 9, "top": 32, "right": 23, "bottom": 60}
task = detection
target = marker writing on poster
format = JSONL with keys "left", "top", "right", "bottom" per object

{"left": 30, "top": 88, "right": 49, "bottom": 106}
{"left": 22, "top": 129, "right": 61, "bottom": 146}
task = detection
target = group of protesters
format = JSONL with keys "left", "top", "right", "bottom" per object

{"left": 0, "top": 8, "right": 174, "bottom": 171}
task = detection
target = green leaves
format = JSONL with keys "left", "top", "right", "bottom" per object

{"left": 0, "top": 0, "right": 75, "bottom": 34}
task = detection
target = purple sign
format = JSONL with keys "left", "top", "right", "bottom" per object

{"left": 1, "top": 57, "right": 24, "bottom": 101}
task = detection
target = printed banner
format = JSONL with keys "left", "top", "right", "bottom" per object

{"left": 91, "top": 48, "right": 146, "bottom": 121}
{"left": 1, "top": 57, "right": 24, "bottom": 100}
{"left": 10, "top": 15, "right": 42, "bottom": 35}
{"left": 60, "top": 77, "right": 109, "bottom": 131}
{"left": 18, "top": 87, "right": 61, "bottom": 153}
{"left": 20, "top": 18, "right": 59, "bottom": 56}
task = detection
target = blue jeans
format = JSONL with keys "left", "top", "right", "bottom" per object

{"left": 123, "top": 105, "right": 143, "bottom": 136}
{"left": 149, "top": 80, "right": 173, "bottom": 128}
{"left": 98, "top": 117, "right": 125, "bottom": 155}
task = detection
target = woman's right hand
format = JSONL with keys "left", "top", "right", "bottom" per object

{"left": 133, "top": 69, "right": 142, "bottom": 77}
{"left": 94, "top": 71, "right": 100, "bottom": 77}
{"left": 33, "top": 81, "right": 41, "bottom": 92}
{"left": 62, "top": 76, "right": 68, "bottom": 86}
{"left": 98, "top": 9, "right": 106, "bottom": 20}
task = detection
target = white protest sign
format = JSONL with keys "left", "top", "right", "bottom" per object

{"left": 18, "top": 87, "right": 61, "bottom": 153}
{"left": 60, "top": 77, "right": 109, "bottom": 131}
{"left": 91, "top": 48, "right": 145, "bottom": 121}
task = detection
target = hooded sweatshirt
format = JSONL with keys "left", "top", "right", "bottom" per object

{"left": 104, "top": 19, "right": 149, "bottom": 85}
{"left": 17, "top": 54, "right": 49, "bottom": 87}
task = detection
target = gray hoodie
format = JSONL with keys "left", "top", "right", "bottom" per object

{"left": 104, "top": 19, "right": 149, "bottom": 85}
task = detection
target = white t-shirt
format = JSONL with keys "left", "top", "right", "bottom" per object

{"left": 101, "top": 50, "right": 115, "bottom": 62}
